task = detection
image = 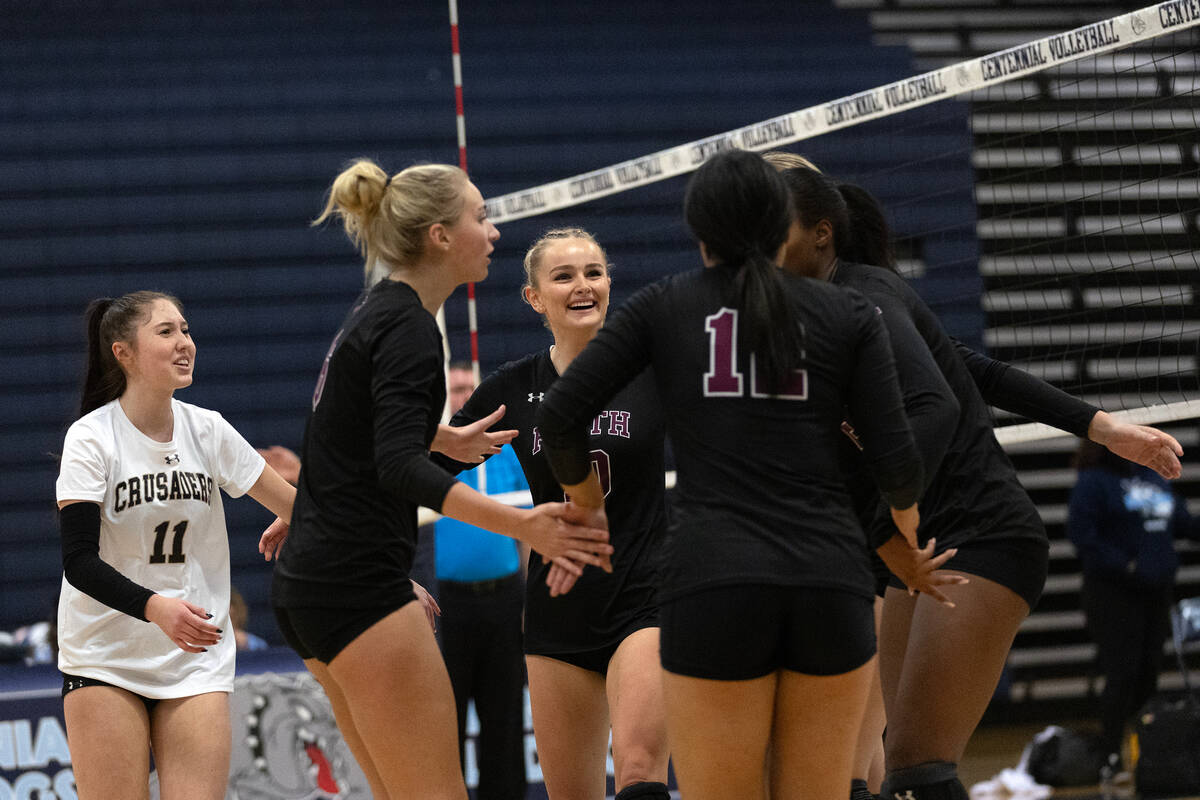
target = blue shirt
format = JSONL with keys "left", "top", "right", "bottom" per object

{"left": 435, "top": 445, "right": 529, "bottom": 581}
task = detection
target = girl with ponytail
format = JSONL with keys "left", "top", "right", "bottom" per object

{"left": 267, "top": 159, "right": 612, "bottom": 800}
{"left": 533, "top": 148, "right": 929, "bottom": 800}
{"left": 56, "top": 290, "right": 297, "bottom": 800}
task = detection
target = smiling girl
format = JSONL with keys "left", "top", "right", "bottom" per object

{"left": 55, "top": 291, "right": 296, "bottom": 800}
{"left": 433, "top": 228, "right": 671, "bottom": 800}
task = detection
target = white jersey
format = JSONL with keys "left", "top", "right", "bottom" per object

{"left": 55, "top": 398, "right": 265, "bottom": 698}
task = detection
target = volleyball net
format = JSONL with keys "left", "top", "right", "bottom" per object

{"left": 485, "top": 2, "right": 1199, "bottom": 436}
{"left": 424, "top": 3, "right": 1200, "bottom": 520}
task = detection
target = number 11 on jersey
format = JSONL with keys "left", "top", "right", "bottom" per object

{"left": 150, "top": 519, "right": 189, "bottom": 564}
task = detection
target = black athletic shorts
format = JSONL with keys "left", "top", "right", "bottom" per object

{"left": 886, "top": 535, "right": 1048, "bottom": 610}
{"left": 529, "top": 611, "right": 658, "bottom": 676}
{"left": 273, "top": 585, "right": 417, "bottom": 664}
{"left": 659, "top": 584, "right": 875, "bottom": 680}
{"left": 62, "top": 674, "right": 160, "bottom": 713}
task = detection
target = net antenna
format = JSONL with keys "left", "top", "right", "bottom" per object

{"left": 444, "top": 0, "right": 487, "bottom": 491}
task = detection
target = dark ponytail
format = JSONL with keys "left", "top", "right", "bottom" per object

{"left": 684, "top": 149, "right": 800, "bottom": 392}
{"left": 78, "top": 291, "right": 182, "bottom": 418}
{"left": 837, "top": 182, "right": 897, "bottom": 271}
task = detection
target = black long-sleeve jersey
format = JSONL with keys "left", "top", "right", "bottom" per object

{"left": 536, "top": 264, "right": 924, "bottom": 603}
{"left": 273, "top": 279, "right": 458, "bottom": 609}
{"left": 433, "top": 351, "right": 666, "bottom": 655}
{"left": 833, "top": 262, "right": 1045, "bottom": 551}
{"left": 955, "top": 340, "right": 1099, "bottom": 437}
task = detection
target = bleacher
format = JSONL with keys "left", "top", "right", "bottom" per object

{"left": 839, "top": 0, "right": 1200, "bottom": 717}
{"left": 1, "top": 1, "right": 978, "bottom": 644}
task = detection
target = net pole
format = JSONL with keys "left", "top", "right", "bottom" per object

{"left": 449, "top": 0, "right": 479, "bottom": 382}
{"left": 447, "top": 0, "right": 486, "bottom": 492}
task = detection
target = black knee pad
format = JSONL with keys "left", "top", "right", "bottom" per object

{"left": 881, "top": 762, "right": 967, "bottom": 800}
{"left": 615, "top": 780, "right": 670, "bottom": 800}
{"left": 851, "top": 777, "right": 875, "bottom": 800}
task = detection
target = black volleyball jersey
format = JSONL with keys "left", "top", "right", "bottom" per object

{"left": 832, "top": 262, "right": 1045, "bottom": 552}
{"left": 273, "top": 279, "right": 458, "bottom": 609}
{"left": 537, "top": 265, "right": 923, "bottom": 602}
{"left": 435, "top": 350, "right": 666, "bottom": 654}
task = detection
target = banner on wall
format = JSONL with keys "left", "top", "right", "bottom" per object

{"left": 1, "top": 665, "right": 577, "bottom": 800}
{"left": 0, "top": 693, "right": 75, "bottom": 800}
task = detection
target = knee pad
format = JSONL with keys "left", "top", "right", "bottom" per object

{"left": 881, "top": 762, "right": 967, "bottom": 800}
{"left": 851, "top": 777, "right": 875, "bottom": 800}
{"left": 615, "top": 780, "right": 670, "bottom": 800}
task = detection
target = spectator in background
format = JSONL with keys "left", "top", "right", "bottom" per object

{"left": 435, "top": 361, "right": 530, "bottom": 800}
{"left": 1067, "top": 439, "right": 1198, "bottom": 769}
{"left": 229, "top": 587, "right": 269, "bottom": 652}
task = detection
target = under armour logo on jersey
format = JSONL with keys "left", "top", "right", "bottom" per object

{"left": 893, "top": 791, "right": 917, "bottom": 800}
{"left": 165, "top": 454, "right": 180, "bottom": 466}
{"left": 528, "top": 392, "right": 544, "bottom": 403}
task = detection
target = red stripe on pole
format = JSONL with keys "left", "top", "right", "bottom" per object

{"left": 451, "top": 24, "right": 461, "bottom": 55}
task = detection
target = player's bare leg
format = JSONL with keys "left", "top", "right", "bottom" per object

{"left": 64, "top": 684, "right": 152, "bottom": 800}
{"left": 662, "top": 669, "right": 776, "bottom": 800}
{"left": 770, "top": 660, "right": 874, "bottom": 800}
{"left": 328, "top": 603, "right": 467, "bottom": 799}
{"left": 607, "top": 627, "right": 670, "bottom": 793}
{"left": 526, "top": 654, "right": 611, "bottom": 800}
{"left": 152, "top": 691, "right": 231, "bottom": 800}
{"left": 306, "top": 658, "right": 390, "bottom": 800}
{"left": 851, "top": 597, "right": 886, "bottom": 794}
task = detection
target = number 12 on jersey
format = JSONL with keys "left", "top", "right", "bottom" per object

{"left": 703, "top": 308, "right": 807, "bottom": 400}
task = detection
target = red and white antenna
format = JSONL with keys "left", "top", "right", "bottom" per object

{"left": 448, "top": 0, "right": 481, "bottom": 387}
{"left": 447, "top": 0, "right": 486, "bottom": 491}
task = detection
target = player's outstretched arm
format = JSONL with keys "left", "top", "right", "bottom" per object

{"left": 1087, "top": 410, "right": 1183, "bottom": 479}
{"left": 440, "top": 482, "right": 611, "bottom": 569}
{"left": 431, "top": 405, "right": 519, "bottom": 463}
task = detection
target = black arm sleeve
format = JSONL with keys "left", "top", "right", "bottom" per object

{"left": 372, "top": 322, "right": 458, "bottom": 512}
{"left": 870, "top": 287, "right": 959, "bottom": 490}
{"left": 955, "top": 338, "right": 1098, "bottom": 437}
{"left": 537, "top": 287, "right": 656, "bottom": 487}
{"left": 60, "top": 502, "right": 154, "bottom": 622}
{"left": 846, "top": 294, "right": 925, "bottom": 515}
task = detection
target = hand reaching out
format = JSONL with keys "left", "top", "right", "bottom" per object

{"left": 432, "top": 405, "right": 519, "bottom": 463}
{"left": 1089, "top": 412, "right": 1183, "bottom": 480}
{"left": 517, "top": 502, "right": 612, "bottom": 571}
{"left": 542, "top": 503, "right": 610, "bottom": 597}
{"left": 546, "top": 559, "right": 580, "bottom": 597}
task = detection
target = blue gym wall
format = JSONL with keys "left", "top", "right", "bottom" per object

{"left": 0, "top": 1, "right": 979, "bottom": 641}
